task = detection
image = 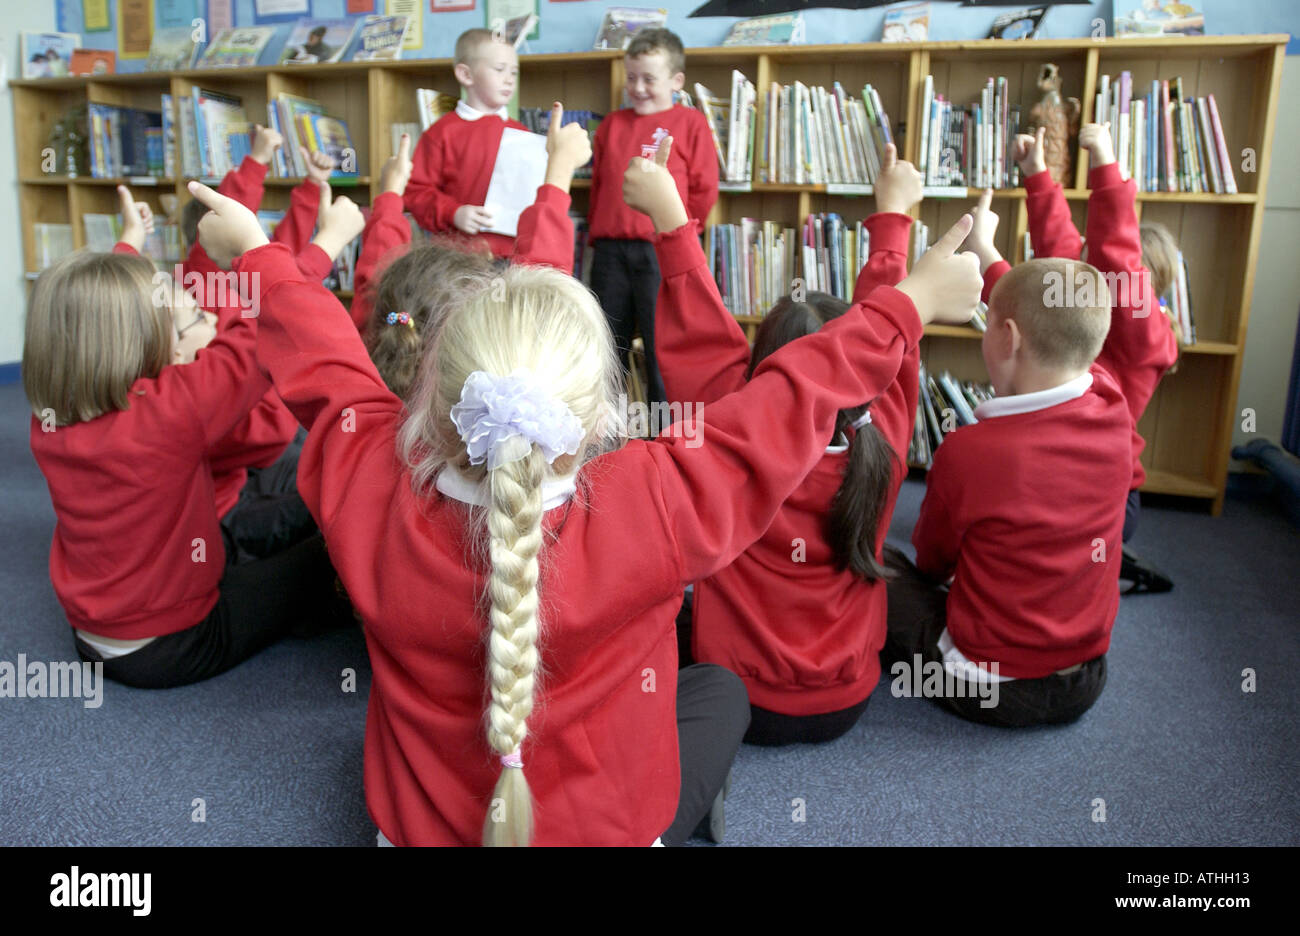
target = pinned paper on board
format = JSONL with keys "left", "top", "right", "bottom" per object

{"left": 481, "top": 128, "right": 549, "bottom": 237}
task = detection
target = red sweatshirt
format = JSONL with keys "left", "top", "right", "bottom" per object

{"left": 1001, "top": 164, "right": 1179, "bottom": 488}
{"left": 30, "top": 276, "right": 270, "bottom": 639}
{"left": 238, "top": 224, "right": 918, "bottom": 846}
{"left": 404, "top": 107, "right": 530, "bottom": 259}
{"left": 350, "top": 184, "right": 577, "bottom": 334}
{"left": 912, "top": 364, "right": 1133, "bottom": 678}
{"left": 658, "top": 212, "right": 919, "bottom": 714}
{"left": 588, "top": 105, "right": 719, "bottom": 241}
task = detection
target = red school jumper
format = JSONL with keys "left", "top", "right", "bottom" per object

{"left": 657, "top": 212, "right": 919, "bottom": 715}
{"left": 238, "top": 221, "right": 920, "bottom": 845}
{"left": 404, "top": 104, "right": 530, "bottom": 259}
{"left": 1007, "top": 162, "right": 1179, "bottom": 489}
{"left": 911, "top": 365, "right": 1134, "bottom": 678}
{"left": 30, "top": 267, "right": 270, "bottom": 639}
{"left": 588, "top": 104, "right": 719, "bottom": 241}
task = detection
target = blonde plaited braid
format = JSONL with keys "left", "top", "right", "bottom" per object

{"left": 482, "top": 450, "right": 545, "bottom": 847}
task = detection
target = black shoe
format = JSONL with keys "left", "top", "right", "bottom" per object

{"left": 1120, "top": 547, "right": 1174, "bottom": 595}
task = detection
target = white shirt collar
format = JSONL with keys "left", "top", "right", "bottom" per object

{"left": 973, "top": 372, "right": 1093, "bottom": 420}
{"left": 456, "top": 100, "right": 509, "bottom": 122}
{"left": 436, "top": 462, "right": 577, "bottom": 512}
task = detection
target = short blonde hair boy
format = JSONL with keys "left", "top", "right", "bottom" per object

{"left": 988, "top": 257, "right": 1112, "bottom": 372}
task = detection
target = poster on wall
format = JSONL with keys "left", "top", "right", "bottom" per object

{"left": 254, "top": 0, "right": 311, "bottom": 23}
{"left": 349, "top": 0, "right": 378, "bottom": 11}
{"left": 688, "top": 0, "right": 1084, "bottom": 17}
{"left": 485, "top": 0, "right": 540, "bottom": 41}
{"left": 208, "top": 0, "right": 235, "bottom": 32}
{"left": 83, "top": 0, "right": 110, "bottom": 32}
{"left": 118, "top": 0, "right": 154, "bottom": 58}
{"left": 156, "top": 0, "right": 201, "bottom": 29}
{"left": 388, "top": 0, "right": 424, "bottom": 48}
{"left": 433, "top": 0, "right": 476, "bottom": 10}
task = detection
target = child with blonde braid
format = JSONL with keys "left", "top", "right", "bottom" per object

{"left": 191, "top": 122, "right": 980, "bottom": 844}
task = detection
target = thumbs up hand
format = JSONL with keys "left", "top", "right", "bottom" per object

{"left": 622, "top": 135, "right": 688, "bottom": 233}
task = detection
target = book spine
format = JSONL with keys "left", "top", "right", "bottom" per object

{"left": 1207, "top": 93, "right": 1237, "bottom": 194}
{"left": 1161, "top": 80, "right": 1176, "bottom": 193}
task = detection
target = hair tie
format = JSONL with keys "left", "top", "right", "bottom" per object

{"left": 850, "top": 409, "right": 873, "bottom": 431}
{"left": 450, "top": 370, "right": 585, "bottom": 471}
{"left": 386, "top": 311, "right": 414, "bottom": 329}
{"left": 500, "top": 751, "right": 523, "bottom": 769}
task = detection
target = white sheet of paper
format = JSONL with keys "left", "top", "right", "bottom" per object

{"left": 482, "top": 128, "right": 549, "bottom": 238}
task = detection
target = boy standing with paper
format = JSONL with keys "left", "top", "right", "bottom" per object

{"left": 405, "top": 29, "right": 534, "bottom": 258}
{"left": 588, "top": 28, "right": 719, "bottom": 405}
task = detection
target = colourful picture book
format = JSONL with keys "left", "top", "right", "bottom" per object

{"left": 279, "top": 19, "right": 358, "bottom": 65}
{"left": 881, "top": 3, "right": 930, "bottom": 42}
{"left": 349, "top": 15, "right": 411, "bottom": 61}
{"left": 196, "top": 27, "right": 276, "bottom": 69}
{"left": 298, "top": 114, "right": 360, "bottom": 179}
{"left": 1114, "top": 0, "right": 1206, "bottom": 38}
{"left": 69, "top": 49, "right": 116, "bottom": 76}
{"left": 21, "top": 32, "right": 80, "bottom": 78}
{"left": 722, "top": 12, "right": 805, "bottom": 46}
{"left": 987, "top": 7, "right": 1048, "bottom": 41}
{"left": 147, "top": 26, "right": 199, "bottom": 71}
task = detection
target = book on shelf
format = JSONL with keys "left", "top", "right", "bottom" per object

{"left": 760, "top": 81, "right": 894, "bottom": 186}
{"left": 516, "top": 108, "right": 602, "bottom": 178}
{"left": 1096, "top": 71, "right": 1236, "bottom": 194}
{"left": 881, "top": 3, "right": 930, "bottom": 42}
{"left": 196, "top": 27, "right": 275, "bottom": 69}
{"left": 1166, "top": 250, "right": 1197, "bottom": 345}
{"left": 189, "top": 89, "right": 252, "bottom": 180}
{"left": 279, "top": 18, "right": 357, "bottom": 65}
{"left": 502, "top": 13, "right": 539, "bottom": 49}
{"left": 694, "top": 82, "right": 730, "bottom": 175}
{"left": 349, "top": 15, "right": 411, "bottom": 61}
{"left": 1113, "top": 0, "right": 1205, "bottom": 38}
{"left": 87, "top": 104, "right": 164, "bottom": 179}
{"left": 147, "top": 27, "right": 198, "bottom": 71}
{"left": 69, "top": 49, "right": 115, "bottom": 76}
{"left": 695, "top": 72, "right": 756, "bottom": 184}
{"left": 722, "top": 12, "right": 805, "bottom": 46}
{"left": 592, "top": 8, "right": 669, "bottom": 51}
{"left": 82, "top": 214, "right": 182, "bottom": 266}
{"left": 919, "top": 74, "right": 1022, "bottom": 189}
{"left": 415, "top": 89, "right": 459, "bottom": 132}
{"left": 297, "top": 114, "right": 360, "bottom": 179}
{"left": 987, "top": 7, "right": 1048, "bottom": 41}
{"left": 20, "top": 32, "right": 79, "bottom": 78}
{"left": 570, "top": 212, "right": 593, "bottom": 284}
{"left": 33, "top": 224, "right": 74, "bottom": 270}
{"left": 908, "top": 362, "right": 995, "bottom": 468}
{"left": 267, "top": 93, "right": 356, "bottom": 178}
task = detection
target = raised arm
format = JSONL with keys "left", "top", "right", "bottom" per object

{"left": 1015, "top": 127, "right": 1083, "bottom": 261}
{"left": 852, "top": 144, "right": 920, "bottom": 302}
{"left": 511, "top": 105, "right": 587, "bottom": 272}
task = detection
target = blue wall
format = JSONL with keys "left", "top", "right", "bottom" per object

{"left": 52, "top": 1, "right": 1300, "bottom": 68}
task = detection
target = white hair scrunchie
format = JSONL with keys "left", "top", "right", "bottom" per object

{"left": 450, "top": 370, "right": 585, "bottom": 471}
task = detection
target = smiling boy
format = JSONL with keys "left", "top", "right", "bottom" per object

{"left": 588, "top": 28, "right": 719, "bottom": 406}
{"left": 405, "top": 29, "right": 528, "bottom": 258}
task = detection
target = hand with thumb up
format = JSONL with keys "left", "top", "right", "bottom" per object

{"left": 621, "top": 135, "right": 688, "bottom": 233}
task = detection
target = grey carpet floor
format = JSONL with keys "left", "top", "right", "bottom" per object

{"left": 1, "top": 381, "right": 1296, "bottom": 846}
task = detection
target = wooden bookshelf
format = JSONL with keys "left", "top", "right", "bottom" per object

{"left": 11, "top": 35, "right": 1287, "bottom": 513}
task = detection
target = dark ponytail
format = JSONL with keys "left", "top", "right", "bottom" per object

{"left": 749, "top": 292, "right": 899, "bottom": 583}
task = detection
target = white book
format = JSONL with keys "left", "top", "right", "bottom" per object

{"left": 919, "top": 75, "right": 933, "bottom": 184}
{"left": 481, "top": 128, "right": 549, "bottom": 237}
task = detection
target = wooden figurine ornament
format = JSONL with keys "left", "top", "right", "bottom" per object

{"left": 1029, "top": 64, "right": 1081, "bottom": 185}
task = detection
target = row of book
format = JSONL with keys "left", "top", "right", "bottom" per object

{"left": 86, "top": 104, "right": 163, "bottom": 179}
{"left": 918, "top": 75, "right": 1023, "bottom": 190}
{"left": 32, "top": 219, "right": 178, "bottom": 271}
{"left": 761, "top": 81, "right": 896, "bottom": 187}
{"left": 695, "top": 72, "right": 757, "bottom": 184}
{"left": 908, "top": 363, "right": 995, "bottom": 468}
{"left": 265, "top": 93, "right": 358, "bottom": 180}
{"left": 1095, "top": 73, "right": 1237, "bottom": 194}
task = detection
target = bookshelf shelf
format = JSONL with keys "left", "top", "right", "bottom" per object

{"left": 11, "top": 35, "right": 1285, "bottom": 514}
{"left": 263, "top": 177, "right": 371, "bottom": 186}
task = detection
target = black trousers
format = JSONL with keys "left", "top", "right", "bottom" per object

{"left": 675, "top": 590, "right": 869, "bottom": 747}
{"left": 882, "top": 546, "right": 1107, "bottom": 728}
{"left": 662, "top": 663, "right": 751, "bottom": 846}
{"left": 590, "top": 238, "right": 666, "bottom": 406}
{"left": 1123, "top": 488, "right": 1140, "bottom": 543}
{"left": 221, "top": 433, "right": 317, "bottom": 565}
{"left": 74, "top": 532, "right": 351, "bottom": 689}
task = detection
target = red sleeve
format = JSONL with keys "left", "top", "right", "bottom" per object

{"left": 206, "top": 392, "right": 299, "bottom": 475}
{"left": 217, "top": 156, "right": 270, "bottom": 213}
{"left": 295, "top": 244, "right": 334, "bottom": 282}
{"left": 685, "top": 114, "right": 719, "bottom": 235}
{"left": 350, "top": 191, "right": 412, "bottom": 333}
{"left": 1085, "top": 162, "right": 1178, "bottom": 423}
{"left": 511, "top": 184, "right": 574, "bottom": 272}
{"left": 404, "top": 123, "right": 461, "bottom": 234}
{"left": 640, "top": 223, "right": 923, "bottom": 583}
{"left": 272, "top": 179, "right": 321, "bottom": 255}
{"left": 912, "top": 436, "right": 961, "bottom": 579}
{"left": 852, "top": 212, "right": 913, "bottom": 303}
{"left": 653, "top": 224, "right": 751, "bottom": 407}
{"left": 981, "top": 259, "right": 1011, "bottom": 305}
{"left": 1024, "top": 168, "right": 1083, "bottom": 261}
{"left": 112, "top": 242, "right": 137, "bottom": 255}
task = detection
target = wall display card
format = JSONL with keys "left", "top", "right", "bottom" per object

{"left": 83, "top": 0, "right": 110, "bottom": 32}
{"left": 387, "top": 0, "right": 424, "bottom": 49}
{"left": 119, "top": 0, "right": 154, "bottom": 58}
